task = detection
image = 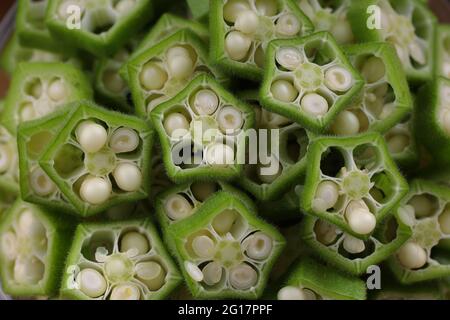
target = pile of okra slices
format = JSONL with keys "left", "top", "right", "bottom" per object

{"left": 1, "top": 0, "right": 450, "bottom": 301}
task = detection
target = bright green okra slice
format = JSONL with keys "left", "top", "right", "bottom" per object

{"left": 127, "top": 29, "right": 226, "bottom": 118}
{"left": 0, "top": 124, "right": 19, "bottom": 195}
{"left": 60, "top": 219, "right": 182, "bottom": 300}
{"left": 436, "top": 25, "right": 450, "bottom": 79}
{"left": 238, "top": 91, "right": 311, "bottom": 201}
{"left": 297, "top": 0, "right": 354, "bottom": 44}
{"left": 260, "top": 32, "right": 364, "bottom": 133}
{"left": 301, "top": 132, "right": 409, "bottom": 239}
{"left": 387, "top": 179, "right": 450, "bottom": 284}
{"left": 2, "top": 62, "right": 93, "bottom": 135}
{"left": 151, "top": 73, "right": 254, "bottom": 183}
{"left": 38, "top": 100, "right": 154, "bottom": 217}
{"left": 168, "top": 191, "right": 285, "bottom": 299}
{"left": 300, "top": 211, "right": 412, "bottom": 276}
{"left": 329, "top": 42, "right": 412, "bottom": 136}
{"left": 209, "top": 0, "right": 314, "bottom": 81}
{"left": 277, "top": 257, "right": 367, "bottom": 300}
{"left": 46, "top": 0, "right": 154, "bottom": 57}
{"left": 0, "top": 199, "right": 75, "bottom": 297}
{"left": 347, "top": 0, "right": 436, "bottom": 83}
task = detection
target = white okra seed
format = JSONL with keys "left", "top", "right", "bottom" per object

{"left": 135, "top": 261, "right": 166, "bottom": 291}
{"left": 115, "top": 0, "right": 136, "bottom": 15}
{"left": 18, "top": 209, "right": 46, "bottom": 240}
{"left": 113, "top": 163, "right": 142, "bottom": 192}
{"left": 103, "top": 70, "right": 126, "bottom": 93}
{"left": 343, "top": 235, "right": 366, "bottom": 254}
{"left": 408, "top": 194, "right": 434, "bottom": 218}
{"left": 76, "top": 120, "right": 108, "bottom": 153}
{"left": 331, "top": 110, "right": 360, "bottom": 136}
{"left": 245, "top": 232, "right": 273, "bottom": 260}
{"left": 164, "top": 194, "right": 193, "bottom": 221}
{"left": 217, "top": 106, "right": 244, "bottom": 133}
{"left": 229, "top": 263, "right": 257, "bottom": 290}
{"left": 163, "top": 113, "right": 190, "bottom": 138}
{"left": 110, "top": 284, "right": 140, "bottom": 300}
{"left": 235, "top": 10, "right": 259, "bottom": 35}
{"left": 439, "top": 207, "right": 450, "bottom": 234}
{"left": 271, "top": 80, "right": 298, "bottom": 103}
{"left": 324, "top": 66, "right": 353, "bottom": 92}
{"left": 225, "top": 31, "right": 252, "bottom": 61}
{"left": 397, "top": 242, "right": 427, "bottom": 269}
{"left": 313, "top": 181, "right": 340, "bottom": 212}
{"left": 345, "top": 201, "right": 376, "bottom": 235}
{"left": 79, "top": 176, "right": 112, "bottom": 205}
{"left": 139, "top": 62, "right": 168, "bottom": 91}
{"left": 0, "top": 144, "right": 11, "bottom": 173}
{"left": 409, "top": 41, "right": 426, "bottom": 65}
{"left": 193, "top": 89, "right": 219, "bottom": 115}
{"left": 331, "top": 19, "right": 354, "bottom": 44}
{"left": 20, "top": 102, "right": 36, "bottom": 122}
{"left": 192, "top": 235, "right": 215, "bottom": 258}
{"left": 223, "top": 0, "right": 250, "bottom": 23}
{"left": 255, "top": 0, "right": 277, "bottom": 16}
{"left": 166, "top": 46, "right": 195, "bottom": 80}
{"left": 276, "top": 47, "right": 303, "bottom": 71}
{"left": 109, "top": 128, "right": 140, "bottom": 153}
{"left": 48, "top": 79, "right": 67, "bottom": 102}
{"left": 300, "top": 93, "right": 329, "bottom": 117}
{"left": 30, "top": 167, "right": 56, "bottom": 196}
{"left": 14, "top": 256, "right": 45, "bottom": 285}
{"left": 77, "top": 268, "right": 107, "bottom": 298}
{"left": 387, "top": 134, "right": 410, "bottom": 154}
{"left": 361, "top": 56, "right": 386, "bottom": 83}
{"left": 276, "top": 14, "right": 301, "bottom": 37}
{"left": 185, "top": 261, "right": 204, "bottom": 282}
{"left": 190, "top": 181, "right": 217, "bottom": 201}
{"left": 1, "top": 231, "right": 18, "bottom": 261}
{"left": 314, "top": 220, "right": 338, "bottom": 245}
{"left": 120, "top": 231, "right": 150, "bottom": 255}
{"left": 277, "top": 286, "right": 304, "bottom": 300}
{"left": 212, "top": 209, "right": 236, "bottom": 235}
{"left": 206, "top": 143, "right": 235, "bottom": 166}
{"left": 202, "top": 262, "right": 223, "bottom": 286}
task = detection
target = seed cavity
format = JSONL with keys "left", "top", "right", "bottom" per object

{"left": 164, "top": 194, "right": 193, "bottom": 221}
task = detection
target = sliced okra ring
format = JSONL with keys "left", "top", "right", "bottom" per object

{"left": 300, "top": 210, "right": 412, "bottom": 276}
{"left": 301, "top": 133, "right": 409, "bottom": 239}
{"left": 0, "top": 125, "right": 20, "bottom": 195}
{"left": 2, "top": 62, "right": 92, "bottom": 135}
{"left": 347, "top": 0, "right": 436, "bottom": 82}
{"left": 277, "top": 257, "right": 366, "bottom": 300}
{"left": 259, "top": 32, "right": 364, "bottom": 133}
{"left": 38, "top": 100, "right": 153, "bottom": 217}
{"left": 373, "top": 276, "right": 444, "bottom": 300}
{"left": 297, "top": 0, "right": 354, "bottom": 44}
{"left": 0, "top": 200, "right": 75, "bottom": 297}
{"left": 210, "top": 0, "right": 314, "bottom": 80}
{"left": 127, "top": 29, "right": 226, "bottom": 118}
{"left": 388, "top": 180, "right": 450, "bottom": 284}
{"left": 60, "top": 219, "right": 182, "bottom": 300}
{"left": 168, "top": 191, "right": 285, "bottom": 299}
{"left": 150, "top": 73, "right": 254, "bottom": 183}
{"left": 436, "top": 25, "right": 450, "bottom": 79}
{"left": 46, "top": 0, "right": 154, "bottom": 57}
{"left": 329, "top": 42, "right": 413, "bottom": 136}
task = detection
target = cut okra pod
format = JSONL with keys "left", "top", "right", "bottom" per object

{"left": 301, "top": 133, "right": 409, "bottom": 239}
{"left": 60, "top": 219, "right": 181, "bottom": 300}
{"left": 2, "top": 62, "right": 93, "bottom": 135}
{"left": 0, "top": 125, "right": 19, "bottom": 195}
{"left": 151, "top": 73, "right": 254, "bottom": 183}
{"left": 347, "top": 0, "right": 437, "bottom": 83}
{"left": 329, "top": 42, "right": 413, "bottom": 136}
{"left": 38, "top": 100, "right": 154, "bottom": 217}
{"left": 277, "top": 257, "right": 367, "bottom": 300}
{"left": 436, "top": 25, "right": 450, "bottom": 79}
{"left": 46, "top": 0, "right": 154, "bottom": 57}
{"left": 209, "top": 0, "right": 314, "bottom": 80}
{"left": 0, "top": 200, "right": 75, "bottom": 297}
{"left": 388, "top": 180, "right": 450, "bottom": 284}
{"left": 260, "top": 32, "right": 364, "bottom": 132}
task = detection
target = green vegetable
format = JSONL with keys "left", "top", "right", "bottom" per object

{"left": 0, "top": 125, "right": 19, "bottom": 195}
{"left": 436, "top": 24, "right": 450, "bottom": 79}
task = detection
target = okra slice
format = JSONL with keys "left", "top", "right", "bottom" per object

{"left": 210, "top": 0, "right": 314, "bottom": 80}
{"left": 301, "top": 133, "right": 408, "bottom": 239}
{"left": 297, "top": 0, "right": 354, "bottom": 44}
{"left": 38, "top": 100, "right": 154, "bottom": 217}
{"left": 238, "top": 91, "right": 311, "bottom": 201}
{"left": 277, "top": 257, "right": 367, "bottom": 300}
{"left": 46, "top": 0, "right": 154, "bottom": 57}
{"left": 347, "top": 0, "right": 436, "bottom": 83}
{"left": 127, "top": 29, "right": 226, "bottom": 118}
{"left": 329, "top": 42, "right": 412, "bottom": 136}
{"left": 260, "top": 32, "right": 364, "bottom": 132}
{"left": 0, "top": 200, "right": 75, "bottom": 297}
{"left": 168, "top": 191, "right": 285, "bottom": 299}
{"left": 2, "top": 62, "right": 92, "bottom": 135}
{"left": 0, "top": 124, "right": 19, "bottom": 195}
{"left": 60, "top": 219, "right": 182, "bottom": 300}
{"left": 151, "top": 73, "right": 254, "bottom": 183}
{"left": 300, "top": 211, "right": 412, "bottom": 276}
{"left": 436, "top": 25, "right": 450, "bottom": 79}
{"left": 388, "top": 179, "right": 450, "bottom": 284}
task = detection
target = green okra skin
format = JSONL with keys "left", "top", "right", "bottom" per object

{"left": 150, "top": 73, "right": 255, "bottom": 183}
{"left": 187, "top": 0, "right": 210, "bottom": 21}
{"left": 347, "top": 0, "right": 437, "bottom": 83}
{"left": 2, "top": 62, "right": 93, "bottom": 135}
{"left": 256, "top": 185, "right": 303, "bottom": 224}
{"left": 238, "top": 90, "right": 311, "bottom": 202}
{"left": 435, "top": 24, "right": 450, "bottom": 79}
{"left": 127, "top": 29, "right": 226, "bottom": 118}
{"left": 38, "top": 100, "right": 154, "bottom": 217}
{"left": 60, "top": 218, "right": 182, "bottom": 300}
{"left": 328, "top": 42, "right": 413, "bottom": 136}
{"left": 297, "top": 0, "right": 354, "bottom": 45}
{"left": 0, "top": 199, "right": 76, "bottom": 297}
{"left": 301, "top": 132, "right": 409, "bottom": 240}
{"left": 387, "top": 179, "right": 450, "bottom": 284}
{"left": 168, "top": 191, "right": 285, "bottom": 299}
{"left": 209, "top": 0, "right": 314, "bottom": 81}
{"left": 300, "top": 211, "right": 412, "bottom": 276}
{"left": 276, "top": 257, "right": 367, "bottom": 300}
{"left": 46, "top": 0, "right": 154, "bottom": 57}
{"left": 260, "top": 32, "right": 365, "bottom": 133}
{"left": 0, "top": 124, "right": 20, "bottom": 195}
